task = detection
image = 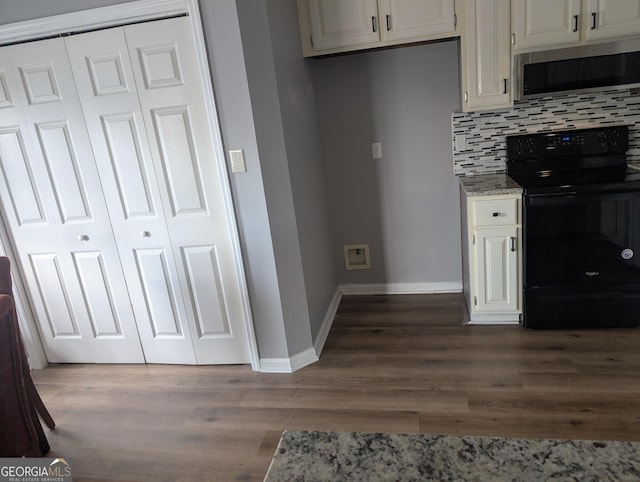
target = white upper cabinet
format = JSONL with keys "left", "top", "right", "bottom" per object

{"left": 513, "top": 0, "right": 640, "bottom": 51}
{"left": 379, "top": 0, "right": 455, "bottom": 42}
{"left": 512, "top": 0, "right": 581, "bottom": 50}
{"left": 307, "top": 0, "right": 380, "bottom": 51}
{"left": 460, "top": 0, "right": 512, "bottom": 111}
{"left": 585, "top": 0, "right": 640, "bottom": 41}
{"left": 298, "top": 0, "right": 457, "bottom": 56}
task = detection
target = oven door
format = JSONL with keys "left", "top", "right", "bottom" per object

{"left": 523, "top": 189, "right": 640, "bottom": 328}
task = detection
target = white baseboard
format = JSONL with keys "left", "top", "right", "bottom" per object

{"left": 290, "top": 347, "right": 319, "bottom": 372}
{"left": 259, "top": 288, "right": 342, "bottom": 373}
{"left": 258, "top": 347, "right": 318, "bottom": 373}
{"left": 313, "top": 288, "right": 342, "bottom": 357}
{"left": 339, "top": 282, "right": 463, "bottom": 295}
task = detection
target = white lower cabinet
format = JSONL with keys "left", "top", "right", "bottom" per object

{"left": 461, "top": 190, "right": 522, "bottom": 324}
{"left": 473, "top": 226, "right": 520, "bottom": 314}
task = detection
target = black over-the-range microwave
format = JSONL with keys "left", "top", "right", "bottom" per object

{"left": 514, "top": 38, "right": 640, "bottom": 100}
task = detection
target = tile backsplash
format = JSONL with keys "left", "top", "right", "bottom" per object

{"left": 452, "top": 88, "right": 640, "bottom": 176}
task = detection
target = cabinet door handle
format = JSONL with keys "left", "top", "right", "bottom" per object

{"left": 492, "top": 212, "right": 500, "bottom": 217}
{"left": 502, "top": 79, "right": 508, "bottom": 94}
{"left": 386, "top": 14, "right": 391, "bottom": 31}
{"left": 372, "top": 16, "right": 377, "bottom": 32}
{"left": 510, "top": 236, "right": 517, "bottom": 252}
{"left": 573, "top": 14, "right": 579, "bottom": 32}
{"left": 591, "top": 12, "right": 597, "bottom": 29}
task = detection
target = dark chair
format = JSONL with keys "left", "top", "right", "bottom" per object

{"left": 0, "top": 256, "right": 54, "bottom": 456}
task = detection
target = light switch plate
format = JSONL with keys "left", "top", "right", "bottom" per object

{"left": 372, "top": 142, "right": 382, "bottom": 159}
{"left": 229, "top": 149, "right": 247, "bottom": 173}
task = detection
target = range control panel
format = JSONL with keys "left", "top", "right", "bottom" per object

{"left": 507, "top": 125, "right": 628, "bottom": 160}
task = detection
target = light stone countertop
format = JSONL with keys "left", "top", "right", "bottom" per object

{"left": 459, "top": 173, "right": 522, "bottom": 197}
{"left": 264, "top": 430, "right": 640, "bottom": 481}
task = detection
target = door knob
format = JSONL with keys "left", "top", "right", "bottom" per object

{"left": 141, "top": 231, "right": 151, "bottom": 238}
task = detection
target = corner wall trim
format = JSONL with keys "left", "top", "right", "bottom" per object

{"left": 338, "top": 282, "right": 463, "bottom": 295}
{"left": 313, "top": 288, "right": 342, "bottom": 357}
{"left": 259, "top": 347, "right": 318, "bottom": 373}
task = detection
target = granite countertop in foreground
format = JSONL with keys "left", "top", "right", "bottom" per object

{"left": 459, "top": 173, "right": 522, "bottom": 196}
{"left": 264, "top": 430, "right": 640, "bottom": 482}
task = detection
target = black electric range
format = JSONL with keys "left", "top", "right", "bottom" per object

{"left": 506, "top": 125, "right": 640, "bottom": 329}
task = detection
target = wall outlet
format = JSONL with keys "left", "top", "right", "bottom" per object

{"left": 344, "top": 244, "right": 371, "bottom": 270}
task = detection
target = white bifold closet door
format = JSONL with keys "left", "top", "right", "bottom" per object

{"left": 0, "top": 16, "right": 251, "bottom": 365}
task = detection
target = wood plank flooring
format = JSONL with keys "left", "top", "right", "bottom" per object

{"left": 31, "top": 293, "right": 640, "bottom": 481}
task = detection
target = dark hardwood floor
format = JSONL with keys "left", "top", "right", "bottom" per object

{"left": 32, "top": 293, "right": 640, "bottom": 481}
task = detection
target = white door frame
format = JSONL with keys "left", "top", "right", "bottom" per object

{"left": 0, "top": 0, "right": 260, "bottom": 370}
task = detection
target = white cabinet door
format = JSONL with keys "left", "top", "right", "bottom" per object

{"left": 512, "top": 0, "right": 581, "bottom": 50}
{"left": 473, "top": 227, "right": 519, "bottom": 313}
{"left": 307, "top": 0, "right": 380, "bottom": 51}
{"left": 586, "top": 0, "right": 640, "bottom": 41}
{"left": 379, "top": 0, "right": 455, "bottom": 42}
{"left": 461, "top": 0, "right": 512, "bottom": 111}
{"left": 0, "top": 40, "right": 145, "bottom": 363}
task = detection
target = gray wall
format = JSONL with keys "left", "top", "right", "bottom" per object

{"left": 234, "top": 0, "right": 331, "bottom": 352}
{"left": 263, "top": 1, "right": 336, "bottom": 340}
{"left": 199, "top": 0, "right": 294, "bottom": 358}
{"left": 311, "top": 41, "right": 462, "bottom": 286}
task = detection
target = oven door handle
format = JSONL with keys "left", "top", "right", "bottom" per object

{"left": 527, "top": 189, "right": 638, "bottom": 206}
{"left": 526, "top": 193, "right": 577, "bottom": 206}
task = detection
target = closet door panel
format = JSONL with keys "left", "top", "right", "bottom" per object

{"left": 134, "top": 248, "right": 184, "bottom": 337}
{"left": 100, "top": 113, "right": 155, "bottom": 218}
{"left": 73, "top": 251, "right": 125, "bottom": 337}
{"left": 35, "top": 120, "right": 91, "bottom": 222}
{"left": 125, "top": 17, "right": 251, "bottom": 364}
{"left": 183, "top": 245, "right": 230, "bottom": 337}
{"left": 151, "top": 106, "right": 206, "bottom": 215}
{"left": 0, "top": 126, "right": 45, "bottom": 224}
{"left": 0, "top": 72, "right": 12, "bottom": 107}
{"left": 30, "top": 252, "right": 79, "bottom": 338}
{"left": 0, "top": 16, "right": 251, "bottom": 366}
{"left": 66, "top": 27, "right": 197, "bottom": 365}
{"left": 0, "top": 39, "right": 145, "bottom": 363}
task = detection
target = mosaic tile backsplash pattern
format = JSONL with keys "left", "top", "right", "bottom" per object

{"left": 452, "top": 88, "right": 640, "bottom": 176}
